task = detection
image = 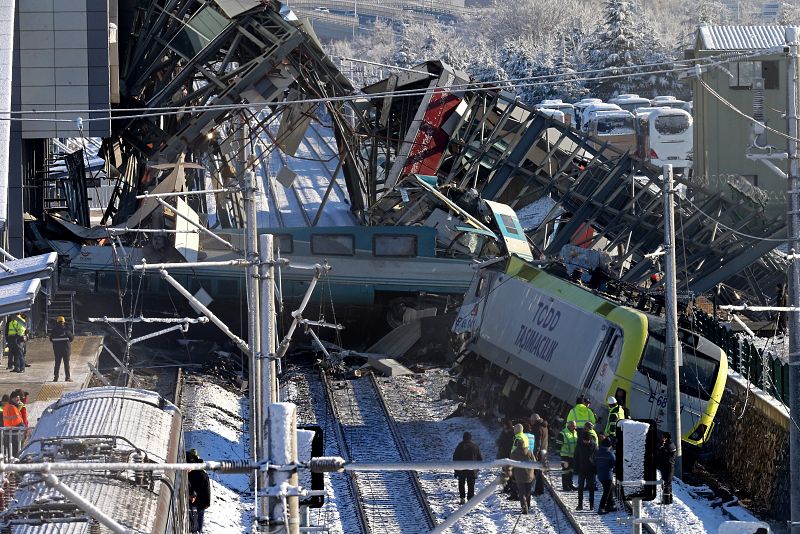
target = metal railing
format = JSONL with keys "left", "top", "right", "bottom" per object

{"left": 0, "top": 427, "right": 31, "bottom": 462}
{"left": 691, "top": 311, "right": 789, "bottom": 405}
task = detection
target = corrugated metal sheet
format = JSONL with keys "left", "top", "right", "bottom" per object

{"left": 698, "top": 25, "right": 789, "bottom": 51}
{"left": 11, "top": 474, "right": 162, "bottom": 534}
{"left": 24, "top": 387, "right": 177, "bottom": 463}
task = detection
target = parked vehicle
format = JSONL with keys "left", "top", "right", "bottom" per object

{"left": 579, "top": 103, "right": 622, "bottom": 134}
{"left": 573, "top": 98, "right": 603, "bottom": 130}
{"left": 651, "top": 95, "right": 690, "bottom": 112}
{"left": 535, "top": 99, "right": 575, "bottom": 125}
{"left": 609, "top": 94, "right": 651, "bottom": 113}
{"left": 635, "top": 107, "right": 693, "bottom": 168}
{"left": 585, "top": 110, "right": 637, "bottom": 153}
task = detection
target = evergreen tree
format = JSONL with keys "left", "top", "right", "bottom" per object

{"left": 586, "top": 0, "right": 678, "bottom": 99}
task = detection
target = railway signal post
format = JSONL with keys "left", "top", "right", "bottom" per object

{"left": 662, "top": 163, "right": 682, "bottom": 478}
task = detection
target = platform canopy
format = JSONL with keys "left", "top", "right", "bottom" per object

{"left": 0, "top": 278, "right": 42, "bottom": 316}
{"left": 0, "top": 252, "right": 57, "bottom": 287}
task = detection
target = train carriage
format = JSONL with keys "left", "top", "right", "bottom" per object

{"left": 453, "top": 256, "right": 727, "bottom": 449}
{"left": 0, "top": 387, "right": 187, "bottom": 533}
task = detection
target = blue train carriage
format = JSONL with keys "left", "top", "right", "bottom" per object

{"left": 453, "top": 256, "right": 727, "bottom": 449}
{"left": 0, "top": 387, "right": 187, "bottom": 533}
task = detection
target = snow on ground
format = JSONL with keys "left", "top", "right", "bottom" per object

{"left": 377, "top": 368, "right": 760, "bottom": 534}
{"left": 180, "top": 377, "right": 254, "bottom": 533}
{"left": 182, "top": 366, "right": 764, "bottom": 534}
{"left": 378, "top": 369, "right": 574, "bottom": 534}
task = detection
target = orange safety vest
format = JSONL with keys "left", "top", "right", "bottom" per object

{"left": 3, "top": 403, "right": 24, "bottom": 427}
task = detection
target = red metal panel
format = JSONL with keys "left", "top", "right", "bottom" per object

{"left": 401, "top": 88, "right": 461, "bottom": 177}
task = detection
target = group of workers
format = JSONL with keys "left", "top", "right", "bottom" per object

{"left": 4, "top": 312, "right": 74, "bottom": 381}
{"left": 556, "top": 394, "right": 677, "bottom": 510}
{"left": 454, "top": 393, "right": 677, "bottom": 516}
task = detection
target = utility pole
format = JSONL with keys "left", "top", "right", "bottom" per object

{"left": 786, "top": 25, "right": 800, "bottom": 534}
{"left": 662, "top": 163, "right": 682, "bottom": 478}
{"left": 259, "top": 233, "right": 280, "bottom": 531}
{"left": 243, "top": 167, "right": 262, "bottom": 515}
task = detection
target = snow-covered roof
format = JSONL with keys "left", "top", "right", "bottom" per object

{"left": 24, "top": 387, "right": 178, "bottom": 463}
{"left": 696, "top": 25, "right": 790, "bottom": 51}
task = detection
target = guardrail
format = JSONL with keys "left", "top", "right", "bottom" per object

{"left": 0, "top": 427, "right": 31, "bottom": 461}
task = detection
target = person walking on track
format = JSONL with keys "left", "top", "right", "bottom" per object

{"left": 452, "top": 431, "right": 483, "bottom": 504}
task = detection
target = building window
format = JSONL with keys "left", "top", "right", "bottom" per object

{"left": 373, "top": 234, "right": 417, "bottom": 257}
{"left": 311, "top": 234, "right": 355, "bottom": 256}
{"left": 728, "top": 61, "right": 762, "bottom": 89}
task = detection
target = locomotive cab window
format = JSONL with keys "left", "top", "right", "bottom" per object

{"left": 639, "top": 332, "right": 718, "bottom": 400}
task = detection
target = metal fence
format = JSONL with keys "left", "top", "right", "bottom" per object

{"left": 691, "top": 311, "right": 790, "bottom": 405}
{"left": 0, "top": 427, "right": 30, "bottom": 461}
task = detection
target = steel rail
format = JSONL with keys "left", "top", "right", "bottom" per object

{"left": 320, "top": 370, "right": 372, "bottom": 534}
{"left": 367, "top": 373, "right": 438, "bottom": 530}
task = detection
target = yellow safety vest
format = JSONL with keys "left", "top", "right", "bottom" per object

{"left": 567, "top": 403, "right": 596, "bottom": 428}
{"left": 558, "top": 428, "right": 577, "bottom": 458}
{"left": 605, "top": 404, "right": 626, "bottom": 436}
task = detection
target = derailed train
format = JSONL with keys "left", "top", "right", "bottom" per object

{"left": 0, "top": 387, "right": 188, "bottom": 533}
{"left": 452, "top": 256, "right": 728, "bottom": 450}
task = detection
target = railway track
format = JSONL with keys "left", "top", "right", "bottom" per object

{"left": 542, "top": 466, "right": 658, "bottom": 534}
{"left": 321, "top": 371, "right": 437, "bottom": 533}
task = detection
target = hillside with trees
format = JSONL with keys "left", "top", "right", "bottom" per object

{"left": 328, "top": 0, "right": 799, "bottom": 103}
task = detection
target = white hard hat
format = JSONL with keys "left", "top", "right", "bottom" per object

{"left": 607, "top": 396, "right": 617, "bottom": 405}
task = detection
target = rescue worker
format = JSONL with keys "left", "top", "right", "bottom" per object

{"left": 533, "top": 418, "right": 549, "bottom": 495}
{"left": 595, "top": 438, "right": 617, "bottom": 514}
{"left": 510, "top": 423, "right": 529, "bottom": 453}
{"left": 566, "top": 395, "right": 596, "bottom": 430}
{"left": 604, "top": 396, "right": 626, "bottom": 443}
{"left": 557, "top": 420, "right": 578, "bottom": 491}
{"left": 452, "top": 431, "right": 482, "bottom": 504}
{"left": 3, "top": 392, "right": 26, "bottom": 458}
{"left": 12, "top": 390, "right": 29, "bottom": 428}
{"left": 510, "top": 438, "right": 535, "bottom": 515}
{"left": 657, "top": 432, "right": 677, "bottom": 505}
{"left": 187, "top": 449, "right": 211, "bottom": 532}
{"left": 49, "top": 316, "right": 74, "bottom": 382}
{"left": 584, "top": 421, "right": 599, "bottom": 446}
{"left": 6, "top": 313, "right": 27, "bottom": 373}
{"left": 574, "top": 429, "right": 597, "bottom": 511}
{"left": 496, "top": 419, "right": 516, "bottom": 497}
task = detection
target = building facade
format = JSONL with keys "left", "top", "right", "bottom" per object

{"left": 688, "top": 25, "right": 792, "bottom": 220}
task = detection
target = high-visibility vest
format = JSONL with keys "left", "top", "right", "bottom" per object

{"left": 3, "top": 403, "right": 23, "bottom": 427}
{"left": 567, "top": 403, "right": 596, "bottom": 428}
{"left": 7, "top": 316, "right": 26, "bottom": 337}
{"left": 605, "top": 404, "right": 626, "bottom": 436}
{"left": 510, "top": 431, "right": 529, "bottom": 454}
{"left": 558, "top": 428, "right": 578, "bottom": 458}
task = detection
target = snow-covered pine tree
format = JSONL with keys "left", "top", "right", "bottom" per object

{"left": 586, "top": 0, "right": 678, "bottom": 99}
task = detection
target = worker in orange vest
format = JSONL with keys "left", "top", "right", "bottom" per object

{"left": 3, "top": 391, "right": 26, "bottom": 458}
